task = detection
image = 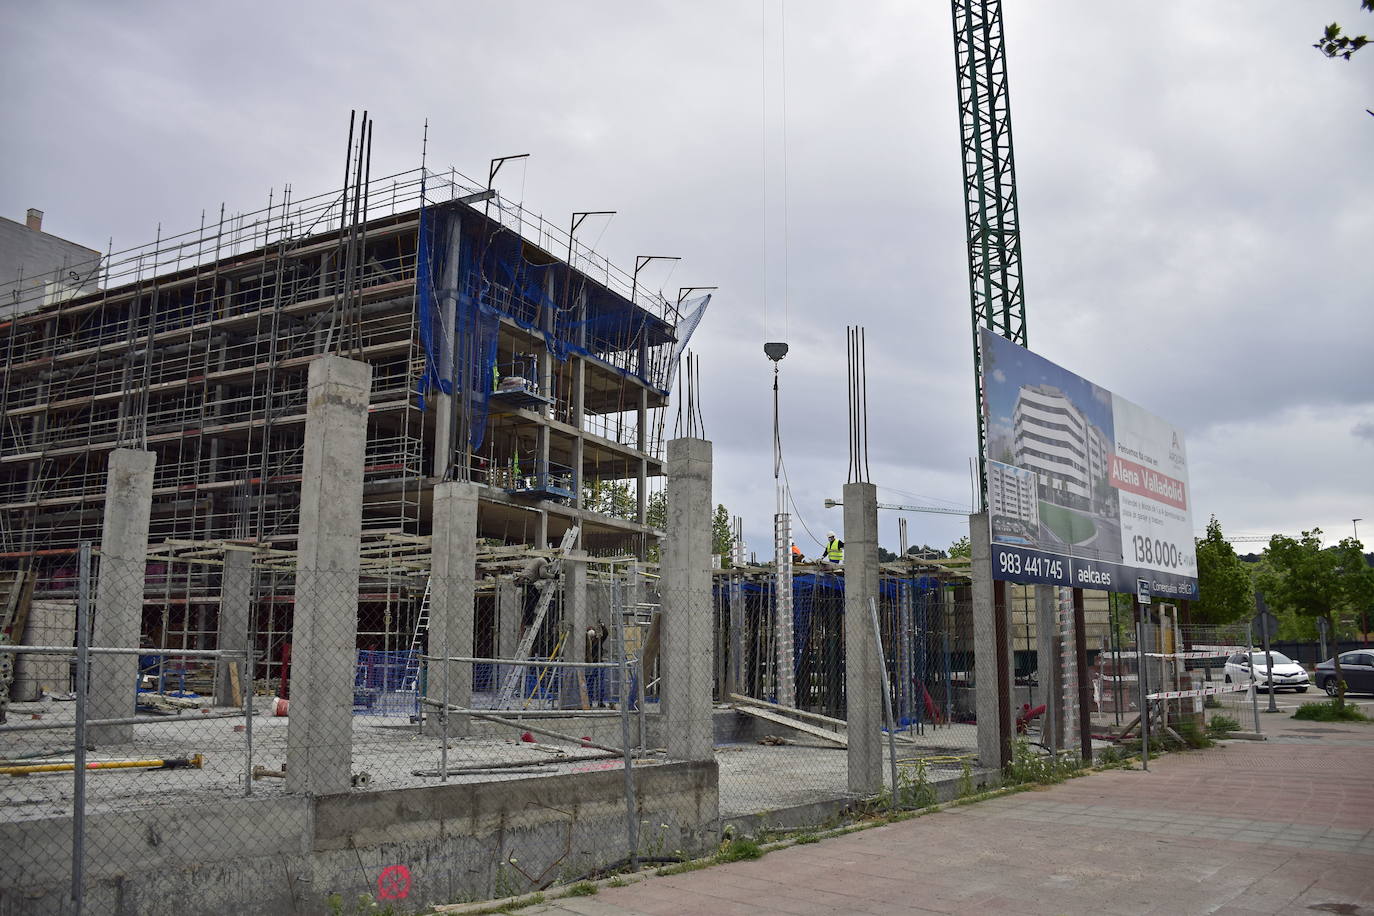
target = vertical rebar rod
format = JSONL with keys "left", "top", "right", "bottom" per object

{"left": 72, "top": 541, "right": 91, "bottom": 915}
{"left": 613, "top": 585, "right": 638, "bottom": 869}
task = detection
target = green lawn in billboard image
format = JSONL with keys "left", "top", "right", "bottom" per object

{"left": 1039, "top": 501, "right": 1097, "bottom": 544}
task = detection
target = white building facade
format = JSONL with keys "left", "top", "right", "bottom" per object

{"left": 1012, "top": 384, "right": 1110, "bottom": 510}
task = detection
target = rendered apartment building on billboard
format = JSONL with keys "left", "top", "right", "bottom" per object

{"left": 1012, "top": 383, "right": 1111, "bottom": 513}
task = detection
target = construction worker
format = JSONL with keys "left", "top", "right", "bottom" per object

{"left": 822, "top": 531, "right": 844, "bottom": 565}
{"left": 791, "top": 542, "right": 804, "bottom": 563}
{"left": 585, "top": 623, "right": 609, "bottom": 707}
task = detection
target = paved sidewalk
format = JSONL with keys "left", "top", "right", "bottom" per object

{"left": 524, "top": 713, "right": 1374, "bottom": 915}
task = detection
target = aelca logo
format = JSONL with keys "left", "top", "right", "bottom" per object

{"left": 1169, "top": 431, "right": 1185, "bottom": 465}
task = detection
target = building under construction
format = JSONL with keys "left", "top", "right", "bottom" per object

{"left": 0, "top": 159, "right": 698, "bottom": 680}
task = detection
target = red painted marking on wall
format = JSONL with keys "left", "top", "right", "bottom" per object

{"left": 376, "top": 864, "right": 411, "bottom": 901}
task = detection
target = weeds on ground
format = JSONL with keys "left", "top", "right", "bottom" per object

{"left": 1293, "top": 699, "right": 1369, "bottom": 722}
{"left": 793, "top": 833, "right": 820, "bottom": 845}
{"left": 1004, "top": 739, "right": 1086, "bottom": 786}
{"left": 714, "top": 838, "right": 764, "bottom": 863}
{"left": 607, "top": 876, "right": 629, "bottom": 888}
{"left": 565, "top": 882, "right": 598, "bottom": 897}
{"left": 956, "top": 760, "right": 976, "bottom": 799}
{"left": 874, "top": 758, "right": 939, "bottom": 810}
{"left": 1206, "top": 713, "right": 1241, "bottom": 737}
{"left": 1172, "top": 721, "right": 1214, "bottom": 749}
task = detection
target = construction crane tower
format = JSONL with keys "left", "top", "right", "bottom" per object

{"left": 951, "top": 0, "right": 1028, "bottom": 504}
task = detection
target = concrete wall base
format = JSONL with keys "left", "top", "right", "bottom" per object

{"left": 0, "top": 761, "right": 718, "bottom": 916}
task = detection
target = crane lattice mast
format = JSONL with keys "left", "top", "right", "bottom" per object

{"left": 952, "top": 0, "right": 1028, "bottom": 505}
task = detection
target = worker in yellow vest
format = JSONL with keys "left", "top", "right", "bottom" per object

{"left": 822, "top": 531, "right": 844, "bottom": 565}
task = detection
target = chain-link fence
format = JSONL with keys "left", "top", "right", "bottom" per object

{"left": 8, "top": 552, "right": 1175, "bottom": 915}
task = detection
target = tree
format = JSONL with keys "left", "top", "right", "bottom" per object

{"left": 1314, "top": 3, "right": 1372, "bottom": 60}
{"left": 712, "top": 504, "right": 733, "bottom": 563}
{"left": 1191, "top": 516, "right": 1254, "bottom": 625}
{"left": 947, "top": 536, "right": 971, "bottom": 559}
{"left": 1260, "top": 529, "right": 1374, "bottom": 707}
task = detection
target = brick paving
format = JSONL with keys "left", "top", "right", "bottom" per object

{"left": 523, "top": 712, "right": 1374, "bottom": 915}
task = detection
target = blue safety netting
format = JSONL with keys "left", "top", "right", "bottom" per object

{"left": 723, "top": 573, "right": 941, "bottom": 674}
{"left": 416, "top": 204, "right": 500, "bottom": 452}
{"left": 415, "top": 200, "right": 682, "bottom": 436}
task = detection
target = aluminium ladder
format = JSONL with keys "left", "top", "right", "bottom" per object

{"left": 493, "top": 525, "right": 581, "bottom": 708}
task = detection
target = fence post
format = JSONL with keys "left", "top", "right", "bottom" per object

{"left": 72, "top": 541, "right": 92, "bottom": 915}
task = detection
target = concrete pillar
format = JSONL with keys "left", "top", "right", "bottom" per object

{"left": 89, "top": 448, "right": 155, "bottom": 745}
{"left": 215, "top": 550, "right": 252, "bottom": 706}
{"left": 424, "top": 481, "right": 479, "bottom": 737}
{"left": 496, "top": 579, "right": 520, "bottom": 659}
{"left": 661, "top": 437, "right": 713, "bottom": 761}
{"left": 971, "top": 512, "right": 1012, "bottom": 769}
{"left": 559, "top": 553, "right": 589, "bottom": 708}
{"left": 842, "top": 481, "right": 882, "bottom": 795}
{"left": 286, "top": 356, "right": 371, "bottom": 795}
{"left": 1034, "top": 584, "right": 1060, "bottom": 749}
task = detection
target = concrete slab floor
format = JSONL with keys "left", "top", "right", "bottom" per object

{"left": 1, "top": 697, "right": 665, "bottom": 823}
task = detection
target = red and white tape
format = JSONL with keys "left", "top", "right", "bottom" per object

{"left": 1141, "top": 646, "right": 1244, "bottom": 659}
{"left": 1146, "top": 682, "right": 1249, "bottom": 701}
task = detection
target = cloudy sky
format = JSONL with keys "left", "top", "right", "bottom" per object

{"left": 2, "top": 1, "right": 1370, "bottom": 558}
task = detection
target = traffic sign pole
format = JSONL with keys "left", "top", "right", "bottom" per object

{"left": 1257, "top": 593, "right": 1278, "bottom": 714}
{"left": 1136, "top": 579, "right": 1151, "bottom": 771}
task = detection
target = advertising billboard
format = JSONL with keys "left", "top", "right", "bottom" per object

{"left": 980, "top": 328, "right": 1198, "bottom": 598}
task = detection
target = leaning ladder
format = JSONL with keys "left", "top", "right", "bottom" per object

{"left": 494, "top": 525, "right": 581, "bottom": 708}
{"left": 400, "top": 577, "right": 433, "bottom": 692}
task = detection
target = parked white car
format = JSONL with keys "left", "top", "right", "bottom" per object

{"left": 1223, "top": 651, "right": 1310, "bottom": 693}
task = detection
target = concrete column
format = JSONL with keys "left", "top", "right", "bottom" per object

{"left": 215, "top": 550, "right": 252, "bottom": 706}
{"left": 496, "top": 579, "right": 520, "bottom": 659}
{"left": 560, "top": 553, "right": 588, "bottom": 708}
{"left": 286, "top": 356, "right": 371, "bottom": 795}
{"left": 89, "top": 448, "right": 155, "bottom": 745}
{"left": 661, "top": 437, "right": 713, "bottom": 761}
{"left": 424, "top": 481, "right": 479, "bottom": 737}
{"left": 842, "top": 481, "right": 881, "bottom": 795}
{"left": 971, "top": 512, "right": 1012, "bottom": 769}
{"left": 1034, "top": 584, "right": 1060, "bottom": 749}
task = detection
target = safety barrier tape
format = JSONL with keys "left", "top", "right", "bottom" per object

{"left": 1141, "top": 646, "right": 1244, "bottom": 659}
{"left": 1146, "top": 682, "right": 1249, "bottom": 700}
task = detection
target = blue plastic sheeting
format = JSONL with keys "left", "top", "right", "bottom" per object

{"left": 416, "top": 206, "right": 500, "bottom": 452}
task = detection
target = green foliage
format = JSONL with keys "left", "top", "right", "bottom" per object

{"left": 1206, "top": 714, "right": 1241, "bottom": 737}
{"left": 1192, "top": 516, "right": 1254, "bottom": 625}
{"left": 957, "top": 760, "right": 976, "bottom": 799}
{"left": 947, "top": 536, "right": 971, "bottom": 559}
{"left": 793, "top": 833, "right": 820, "bottom": 845}
{"left": 1260, "top": 529, "right": 1374, "bottom": 706}
{"left": 1094, "top": 745, "right": 1127, "bottom": 767}
{"left": 1005, "top": 739, "right": 1087, "bottom": 785}
{"left": 584, "top": 479, "right": 636, "bottom": 521}
{"left": 712, "top": 503, "right": 733, "bottom": 562}
{"left": 714, "top": 838, "right": 763, "bottom": 863}
{"left": 877, "top": 759, "right": 938, "bottom": 810}
{"left": 607, "top": 877, "right": 629, "bottom": 888}
{"left": 1173, "top": 721, "right": 1214, "bottom": 749}
{"left": 566, "top": 882, "right": 598, "bottom": 897}
{"left": 1293, "top": 699, "right": 1369, "bottom": 722}
{"left": 1314, "top": 3, "right": 1372, "bottom": 60}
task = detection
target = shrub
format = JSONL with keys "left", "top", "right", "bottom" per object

{"left": 1206, "top": 714, "right": 1241, "bottom": 737}
{"left": 1293, "top": 700, "right": 1369, "bottom": 723}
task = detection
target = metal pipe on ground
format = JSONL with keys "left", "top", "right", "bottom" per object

{"left": 419, "top": 699, "right": 627, "bottom": 755}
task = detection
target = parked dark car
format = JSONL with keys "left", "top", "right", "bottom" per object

{"left": 1314, "top": 651, "right": 1374, "bottom": 697}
